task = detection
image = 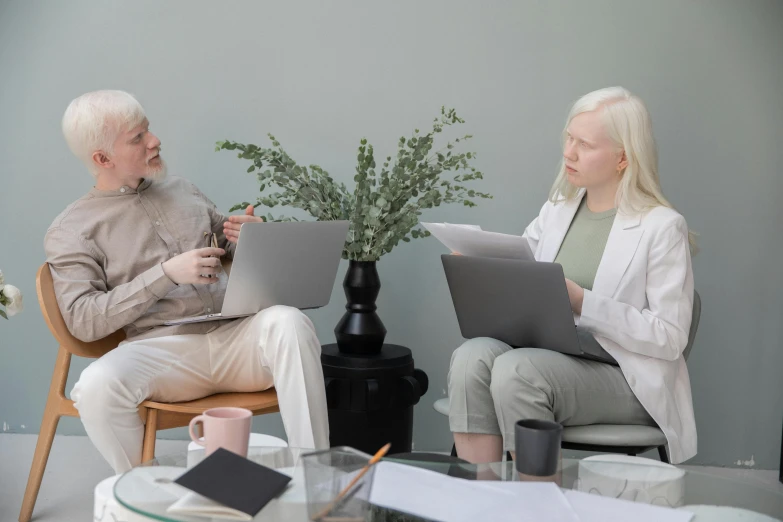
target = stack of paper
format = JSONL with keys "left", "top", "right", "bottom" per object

{"left": 421, "top": 222, "right": 534, "bottom": 260}
{"left": 165, "top": 448, "right": 292, "bottom": 520}
{"left": 369, "top": 461, "right": 694, "bottom": 522}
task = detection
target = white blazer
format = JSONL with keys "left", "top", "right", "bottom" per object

{"left": 523, "top": 191, "right": 697, "bottom": 463}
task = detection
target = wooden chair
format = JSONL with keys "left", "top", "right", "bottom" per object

{"left": 19, "top": 263, "right": 280, "bottom": 522}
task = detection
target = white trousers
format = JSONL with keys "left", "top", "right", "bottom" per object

{"left": 71, "top": 305, "right": 329, "bottom": 474}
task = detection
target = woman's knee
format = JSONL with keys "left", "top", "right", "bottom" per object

{"left": 489, "top": 348, "right": 555, "bottom": 398}
{"left": 448, "top": 337, "right": 511, "bottom": 390}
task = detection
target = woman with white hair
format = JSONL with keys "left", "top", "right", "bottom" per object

{"left": 448, "top": 87, "right": 697, "bottom": 465}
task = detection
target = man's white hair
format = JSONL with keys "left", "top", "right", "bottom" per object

{"left": 62, "top": 90, "right": 147, "bottom": 177}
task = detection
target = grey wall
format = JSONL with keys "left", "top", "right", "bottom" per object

{"left": 1, "top": 0, "right": 781, "bottom": 468}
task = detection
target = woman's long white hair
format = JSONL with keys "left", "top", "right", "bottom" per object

{"left": 548, "top": 86, "right": 697, "bottom": 252}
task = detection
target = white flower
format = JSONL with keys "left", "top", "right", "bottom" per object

{"left": 2, "top": 284, "right": 24, "bottom": 316}
{"left": 0, "top": 269, "right": 4, "bottom": 285}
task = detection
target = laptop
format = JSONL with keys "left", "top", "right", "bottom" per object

{"left": 441, "top": 254, "right": 618, "bottom": 365}
{"left": 164, "top": 221, "right": 350, "bottom": 325}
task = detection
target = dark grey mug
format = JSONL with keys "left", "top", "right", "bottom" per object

{"left": 514, "top": 419, "right": 563, "bottom": 476}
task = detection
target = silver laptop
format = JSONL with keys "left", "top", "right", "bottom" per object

{"left": 441, "top": 254, "right": 617, "bottom": 365}
{"left": 164, "top": 221, "right": 350, "bottom": 325}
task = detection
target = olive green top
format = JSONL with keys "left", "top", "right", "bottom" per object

{"left": 554, "top": 198, "right": 617, "bottom": 291}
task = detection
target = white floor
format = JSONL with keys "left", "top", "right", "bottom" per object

{"left": 1, "top": 434, "right": 188, "bottom": 522}
{"left": 2, "top": 433, "right": 782, "bottom": 522}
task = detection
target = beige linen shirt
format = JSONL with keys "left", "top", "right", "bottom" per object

{"left": 44, "top": 176, "right": 238, "bottom": 343}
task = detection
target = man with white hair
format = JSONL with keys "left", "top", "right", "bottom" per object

{"left": 45, "top": 90, "right": 329, "bottom": 473}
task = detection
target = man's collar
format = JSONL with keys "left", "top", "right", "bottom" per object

{"left": 90, "top": 178, "right": 153, "bottom": 197}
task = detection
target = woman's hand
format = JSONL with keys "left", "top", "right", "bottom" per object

{"left": 565, "top": 278, "right": 584, "bottom": 315}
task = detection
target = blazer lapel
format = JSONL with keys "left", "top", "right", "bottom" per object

{"left": 591, "top": 211, "right": 644, "bottom": 298}
{"left": 538, "top": 192, "right": 584, "bottom": 262}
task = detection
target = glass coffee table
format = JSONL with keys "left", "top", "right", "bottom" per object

{"left": 114, "top": 447, "right": 783, "bottom": 521}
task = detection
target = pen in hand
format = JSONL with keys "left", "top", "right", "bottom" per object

{"left": 203, "top": 232, "right": 221, "bottom": 279}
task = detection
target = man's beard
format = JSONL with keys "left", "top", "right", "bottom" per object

{"left": 144, "top": 157, "right": 168, "bottom": 181}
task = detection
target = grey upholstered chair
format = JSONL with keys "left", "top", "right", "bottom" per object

{"left": 434, "top": 291, "right": 702, "bottom": 463}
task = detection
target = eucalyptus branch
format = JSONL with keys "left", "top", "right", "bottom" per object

{"left": 217, "top": 107, "right": 492, "bottom": 261}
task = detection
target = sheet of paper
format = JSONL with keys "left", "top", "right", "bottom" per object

{"left": 444, "top": 223, "right": 482, "bottom": 231}
{"left": 167, "top": 491, "right": 251, "bottom": 520}
{"left": 564, "top": 490, "right": 694, "bottom": 522}
{"left": 460, "top": 481, "right": 581, "bottom": 522}
{"left": 421, "top": 222, "right": 534, "bottom": 260}
{"left": 369, "top": 461, "right": 579, "bottom": 522}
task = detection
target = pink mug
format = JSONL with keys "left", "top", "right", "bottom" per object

{"left": 188, "top": 407, "right": 252, "bottom": 457}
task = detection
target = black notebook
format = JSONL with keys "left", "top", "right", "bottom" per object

{"left": 171, "top": 447, "right": 292, "bottom": 520}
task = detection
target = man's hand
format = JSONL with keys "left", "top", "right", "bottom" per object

{"left": 565, "top": 278, "right": 585, "bottom": 315}
{"left": 223, "top": 205, "right": 265, "bottom": 244}
{"left": 162, "top": 247, "right": 225, "bottom": 285}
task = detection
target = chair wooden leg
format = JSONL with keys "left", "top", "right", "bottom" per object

{"left": 19, "top": 346, "right": 74, "bottom": 522}
{"left": 657, "top": 445, "right": 670, "bottom": 463}
{"left": 18, "top": 405, "right": 62, "bottom": 522}
{"left": 141, "top": 409, "right": 158, "bottom": 463}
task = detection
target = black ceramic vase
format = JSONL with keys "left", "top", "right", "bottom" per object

{"left": 334, "top": 260, "right": 387, "bottom": 355}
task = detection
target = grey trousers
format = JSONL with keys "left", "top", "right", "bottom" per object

{"left": 448, "top": 337, "right": 655, "bottom": 452}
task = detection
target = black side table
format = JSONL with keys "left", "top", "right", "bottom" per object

{"left": 321, "top": 343, "right": 428, "bottom": 455}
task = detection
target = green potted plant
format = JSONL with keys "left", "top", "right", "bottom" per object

{"left": 217, "top": 107, "right": 491, "bottom": 354}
